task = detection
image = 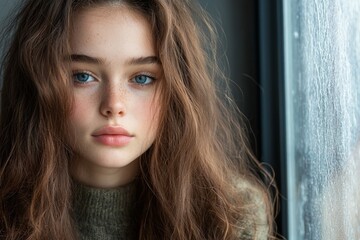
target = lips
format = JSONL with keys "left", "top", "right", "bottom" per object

{"left": 92, "top": 126, "right": 133, "bottom": 146}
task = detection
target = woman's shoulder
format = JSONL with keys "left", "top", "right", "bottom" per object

{"left": 233, "top": 177, "right": 270, "bottom": 239}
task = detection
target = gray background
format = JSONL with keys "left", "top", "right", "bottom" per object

{"left": 0, "top": 0, "right": 18, "bottom": 23}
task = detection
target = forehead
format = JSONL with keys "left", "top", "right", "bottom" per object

{"left": 69, "top": 5, "right": 156, "bottom": 60}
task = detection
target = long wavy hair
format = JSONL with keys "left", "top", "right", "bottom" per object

{"left": 0, "top": 0, "right": 277, "bottom": 239}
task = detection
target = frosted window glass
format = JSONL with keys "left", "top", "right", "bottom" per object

{"left": 283, "top": 0, "right": 360, "bottom": 239}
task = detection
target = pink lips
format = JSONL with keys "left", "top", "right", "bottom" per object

{"left": 92, "top": 126, "right": 133, "bottom": 147}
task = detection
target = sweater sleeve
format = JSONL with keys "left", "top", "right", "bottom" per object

{"left": 235, "top": 179, "right": 270, "bottom": 240}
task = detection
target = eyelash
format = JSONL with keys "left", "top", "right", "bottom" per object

{"left": 131, "top": 73, "right": 156, "bottom": 86}
{"left": 71, "top": 71, "right": 157, "bottom": 86}
{"left": 72, "top": 71, "right": 97, "bottom": 84}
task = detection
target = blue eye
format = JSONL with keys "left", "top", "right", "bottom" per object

{"left": 133, "top": 75, "right": 154, "bottom": 85}
{"left": 73, "top": 72, "right": 95, "bottom": 83}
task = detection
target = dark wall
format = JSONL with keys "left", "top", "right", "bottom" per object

{"left": 0, "top": 0, "right": 18, "bottom": 27}
{"left": 198, "top": 0, "right": 261, "bottom": 156}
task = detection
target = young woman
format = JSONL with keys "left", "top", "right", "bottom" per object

{"left": 0, "top": 0, "right": 277, "bottom": 239}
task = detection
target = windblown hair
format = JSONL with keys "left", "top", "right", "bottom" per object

{"left": 0, "top": 0, "right": 277, "bottom": 239}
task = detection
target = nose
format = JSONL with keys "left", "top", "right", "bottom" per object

{"left": 100, "top": 84, "right": 127, "bottom": 117}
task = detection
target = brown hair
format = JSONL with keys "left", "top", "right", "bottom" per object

{"left": 0, "top": 0, "right": 277, "bottom": 239}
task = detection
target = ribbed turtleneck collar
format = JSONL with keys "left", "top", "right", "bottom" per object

{"left": 72, "top": 180, "right": 140, "bottom": 240}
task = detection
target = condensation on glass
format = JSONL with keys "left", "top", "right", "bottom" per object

{"left": 284, "top": 0, "right": 360, "bottom": 239}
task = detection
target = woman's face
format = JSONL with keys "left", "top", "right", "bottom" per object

{"left": 68, "top": 5, "right": 161, "bottom": 187}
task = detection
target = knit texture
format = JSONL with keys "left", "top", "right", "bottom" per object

{"left": 71, "top": 179, "right": 269, "bottom": 239}
{"left": 72, "top": 180, "right": 140, "bottom": 240}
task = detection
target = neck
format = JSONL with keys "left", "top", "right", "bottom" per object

{"left": 70, "top": 158, "right": 140, "bottom": 188}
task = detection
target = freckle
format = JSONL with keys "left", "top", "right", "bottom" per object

{"left": 118, "top": 87, "right": 128, "bottom": 99}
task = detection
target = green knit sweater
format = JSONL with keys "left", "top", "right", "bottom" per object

{"left": 72, "top": 180, "right": 140, "bottom": 240}
{"left": 72, "top": 180, "right": 269, "bottom": 239}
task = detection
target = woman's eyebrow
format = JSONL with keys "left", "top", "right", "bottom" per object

{"left": 126, "top": 56, "right": 160, "bottom": 65}
{"left": 69, "top": 54, "right": 104, "bottom": 64}
{"left": 67, "top": 54, "right": 160, "bottom": 66}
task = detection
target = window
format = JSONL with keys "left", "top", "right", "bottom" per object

{"left": 284, "top": 0, "right": 360, "bottom": 238}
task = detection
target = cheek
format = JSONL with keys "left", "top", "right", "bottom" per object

{"left": 68, "top": 94, "right": 96, "bottom": 131}
{"left": 70, "top": 100, "right": 88, "bottom": 122}
{"left": 70, "top": 94, "right": 96, "bottom": 120}
{"left": 136, "top": 95, "right": 161, "bottom": 134}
